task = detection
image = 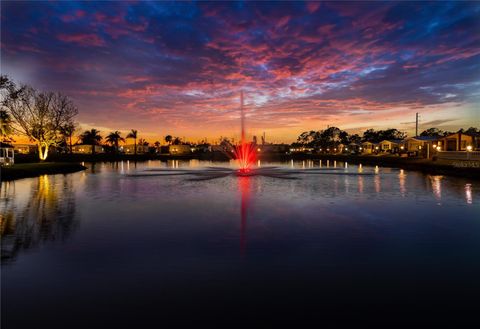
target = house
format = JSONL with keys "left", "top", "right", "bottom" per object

{"left": 72, "top": 145, "right": 105, "bottom": 154}
{"left": 435, "top": 133, "right": 480, "bottom": 160}
{"left": 13, "top": 143, "right": 37, "bottom": 154}
{"left": 404, "top": 136, "right": 439, "bottom": 158}
{"left": 347, "top": 143, "right": 361, "bottom": 154}
{"left": 437, "top": 133, "right": 477, "bottom": 151}
{"left": 169, "top": 144, "right": 192, "bottom": 155}
{"left": 379, "top": 139, "right": 404, "bottom": 153}
{"left": 122, "top": 144, "right": 149, "bottom": 154}
{"left": 0, "top": 142, "right": 14, "bottom": 166}
{"left": 361, "top": 141, "right": 379, "bottom": 154}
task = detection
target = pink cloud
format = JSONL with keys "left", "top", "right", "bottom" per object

{"left": 60, "top": 9, "right": 87, "bottom": 23}
{"left": 57, "top": 33, "right": 105, "bottom": 47}
{"left": 306, "top": 2, "right": 321, "bottom": 14}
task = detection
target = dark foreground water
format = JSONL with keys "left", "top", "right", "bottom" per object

{"left": 1, "top": 160, "right": 479, "bottom": 328}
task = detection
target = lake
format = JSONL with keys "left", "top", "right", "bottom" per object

{"left": 1, "top": 160, "right": 479, "bottom": 327}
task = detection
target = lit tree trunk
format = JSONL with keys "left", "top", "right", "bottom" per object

{"left": 69, "top": 135, "right": 72, "bottom": 154}
{"left": 134, "top": 138, "right": 137, "bottom": 156}
{"left": 38, "top": 143, "right": 49, "bottom": 161}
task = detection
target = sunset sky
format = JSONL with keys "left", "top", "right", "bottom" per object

{"left": 2, "top": 1, "right": 479, "bottom": 143}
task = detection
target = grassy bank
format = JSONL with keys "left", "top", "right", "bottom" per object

{"left": 0, "top": 162, "right": 87, "bottom": 181}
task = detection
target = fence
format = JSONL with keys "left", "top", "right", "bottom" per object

{"left": 437, "top": 151, "right": 480, "bottom": 160}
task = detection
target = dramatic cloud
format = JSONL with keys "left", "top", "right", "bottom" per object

{"left": 1, "top": 1, "right": 479, "bottom": 142}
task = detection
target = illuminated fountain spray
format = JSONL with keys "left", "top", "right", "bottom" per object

{"left": 234, "top": 91, "right": 257, "bottom": 174}
{"left": 127, "top": 90, "right": 378, "bottom": 181}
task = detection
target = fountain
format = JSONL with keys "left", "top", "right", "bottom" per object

{"left": 126, "top": 91, "right": 378, "bottom": 180}
{"left": 234, "top": 91, "right": 257, "bottom": 175}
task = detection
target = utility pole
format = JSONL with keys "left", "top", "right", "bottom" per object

{"left": 415, "top": 112, "right": 419, "bottom": 137}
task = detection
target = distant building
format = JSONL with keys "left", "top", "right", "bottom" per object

{"left": 0, "top": 142, "right": 14, "bottom": 166}
{"left": 13, "top": 144, "right": 37, "bottom": 154}
{"left": 379, "top": 139, "right": 404, "bottom": 153}
{"left": 72, "top": 145, "right": 105, "bottom": 154}
{"left": 361, "top": 141, "right": 378, "bottom": 154}
{"left": 403, "top": 136, "right": 439, "bottom": 158}
{"left": 122, "top": 144, "right": 149, "bottom": 154}
{"left": 289, "top": 146, "right": 314, "bottom": 153}
{"left": 437, "top": 133, "right": 478, "bottom": 151}
{"left": 347, "top": 143, "right": 361, "bottom": 153}
{"left": 257, "top": 144, "right": 289, "bottom": 153}
{"left": 169, "top": 144, "right": 191, "bottom": 155}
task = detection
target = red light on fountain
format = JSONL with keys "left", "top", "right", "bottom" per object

{"left": 234, "top": 142, "right": 256, "bottom": 174}
{"left": 234, "top": 91, "right": 256, "bottom": 175}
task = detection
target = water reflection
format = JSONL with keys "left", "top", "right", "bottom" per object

{"left": 374, "top": 174, "right": 381, "bottom": 193}
{"left": 0, "top": 175, "right": 77, "bottom": 263}
{"left": 430, "top": 175, "right": 443, "bottom": 205}
{"left": 358, "top": 175, "right": 364, "bottom": 194}
{"left": 238, "top": 176, "right": 251, "bottom": 256}
{"left": 399, "top": 169, "right": 406, "bottom": 197}
{"left": 465, "top": 184, "right": 472, "bottom": 204}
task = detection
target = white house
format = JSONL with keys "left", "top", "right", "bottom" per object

{"left": 0, "top": 142, "right": 14, "bottom": 166}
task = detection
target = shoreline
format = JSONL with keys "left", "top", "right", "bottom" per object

{"left": 281, "top": 154, "right": 480, "bottom": 179}
{"left": 0, "top": 162, "right": 87, "bottom": 181}
{"left": 6, "top": 153, "right": 480, "bottom": 180}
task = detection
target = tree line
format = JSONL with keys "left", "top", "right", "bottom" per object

{"left": 0, "top": 75, "right": 191, "bottom": 160}
{"left": 294, "top": 126, "right": 479, "bottom": 149}
{"left": 2, "top": 75, "right": 478, "bottom": 160}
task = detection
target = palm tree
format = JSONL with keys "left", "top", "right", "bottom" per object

{"left": 106, "top": 131, "right": 125, "bottom": 153}
{"left": 79, "top": 129, "right": 102, "bottom": 155}
{"left": 138, "top": 138, "right": 149, "bottom": 146}
{"left": 126, "top": 129, "right": 138, "bottom": 155}
{"left": 165, "top": 135, "right": 172, "bottom": 145}
{"left": 60, "top": 123, "right": 76, "bottom": 154}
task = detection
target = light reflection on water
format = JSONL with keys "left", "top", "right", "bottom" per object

{"left": 1, "top": 160, "right": 476, "bottom": 263}
{"left": 1, "top": 160, "right": 479, "bottom": 327}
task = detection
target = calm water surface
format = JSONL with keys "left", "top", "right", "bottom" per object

{"left": 2, "top": 160, "right": 479, "bottom": 327}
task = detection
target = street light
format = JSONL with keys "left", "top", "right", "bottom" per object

{"left": 467, "top": 145, "right": 473, "bottom": 152}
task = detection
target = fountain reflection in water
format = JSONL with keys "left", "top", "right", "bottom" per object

{"left": 238, "top": 176, "right": 250, "bottom": 256}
